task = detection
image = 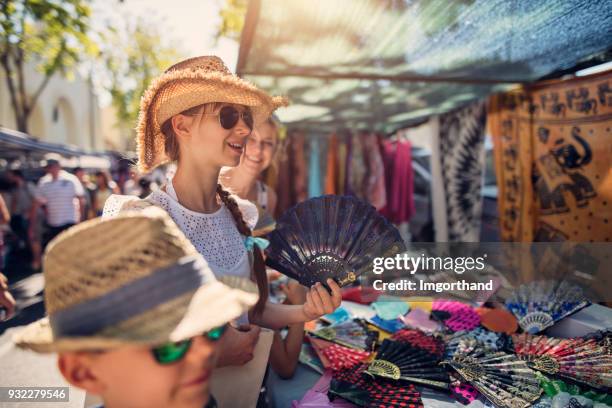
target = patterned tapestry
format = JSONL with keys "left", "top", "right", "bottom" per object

{"left": 488, "top": 70, "right": 612, "bottom": 242}
{"left": 437, "top": 101, "right": 487, "bottom": 242}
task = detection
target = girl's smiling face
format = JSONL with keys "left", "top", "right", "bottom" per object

{"left": 173, "top": 103, "right": 253, "bottom": 170}
{"left": 240, "top": 121, "right": 278, "bottom": 176}
{"left": 59, "top": 335, "right": 218, "bottom": 408}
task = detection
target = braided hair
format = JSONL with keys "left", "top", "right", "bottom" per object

{"left": 216, "top": 184, "right": 269, "bottom": 315}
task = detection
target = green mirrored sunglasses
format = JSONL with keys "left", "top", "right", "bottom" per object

{"left": 152, "top": 324, "right": 227, "bottom": 365}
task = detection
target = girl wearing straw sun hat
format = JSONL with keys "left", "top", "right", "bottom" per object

{"left": 103, "top": 56, "right": 342, "bottom": 406}
{"left": 14, "top": 208, "right": 259, "bottom": 408}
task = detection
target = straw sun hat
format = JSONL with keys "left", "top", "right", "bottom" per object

{"left": 13, "top": 207, "right": 258, "bottom": 353}
{"left": 137, "top": 55, "right": 289, "bottom": 173}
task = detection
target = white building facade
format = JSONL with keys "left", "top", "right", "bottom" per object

{"left": 0, "top": 62, "right": 105, "bottom": 151}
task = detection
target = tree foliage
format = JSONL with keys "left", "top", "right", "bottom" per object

{"left": 98, "top": 17, "right": 183, "bottom": 146}
{"left": 216, "top": 0, "right": 248, "bottom": 42}
{"left": 0, "top": 0, "right": 95, "bottom": 133}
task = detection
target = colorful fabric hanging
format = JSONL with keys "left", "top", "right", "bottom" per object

{"left": 324, "top": 133, "right": 338, "bottom": 195}
{"left": 363, "top": 132, "right": 386, "bottom": 210}
{"left": 433, "top": 100, "right": 487, "bottom": 242}
{"left": 488, "top": 70, "right": 612, "bottom": 242}
{"left": 308, "top": 137, "right": 322, "bottom": 198}
{"left": 347, "top": 132, "right": 367, "bottom": 199}
{"left": 337, "top": 137, "right": 348, "bottom": 195}
{"left": 291, "top": 131, "right": 308, "bottom": 203}
{"left": 380, "top": 139, "right": 414, "bottom": 224}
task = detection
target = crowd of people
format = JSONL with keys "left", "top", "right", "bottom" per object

{"left": 1, "top": 55, "right": 343, "bottom": 408}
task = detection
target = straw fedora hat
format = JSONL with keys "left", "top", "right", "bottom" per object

{"left": 13, "top": 207, "right": 258, "bottom": 353}
{"left": 136, "top": 55, "right": 288, "bottom": 173}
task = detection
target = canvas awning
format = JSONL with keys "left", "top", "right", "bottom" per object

{"left": 237, "top": 0, "right": 612, "bottom": 132}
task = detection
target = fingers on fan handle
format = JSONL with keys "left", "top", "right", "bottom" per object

{"left": 314, "top": 283, "right": 334, "bottom": 313}
{"left": 326, "top": 279, "right": 343, "bottom": 308}
{"left": 308, "top": 285, "right": 325, "bottom": 315}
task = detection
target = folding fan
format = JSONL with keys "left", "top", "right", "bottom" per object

{"left": 448, "top": 347, "right": 542, "bottom": 408}
{"left": 366, "top": 339, "right": 450, "bottom": 390}
{"left": 510, "top": 333, "right": 612, "bottom": 391}
{"left": 265, "top": 195, "right": 406, "bottom": 288}
{"left": 444, "top": 328, "right": 509, "bottom": 359}
{"left": 391, "top": 328, "right": 445, "bottom": 357}
{"left": 311, "top": 319, "right": 379, "bottom": 351}
{"left": 450, "top": 379, "right": 480, "bottom": 405}
{"left": 505, "top": 280, "right": 590, "bottom": 334}
{"left": 330, "top": 363, "right": 424, "bottom": 408}
{"left": 322, "top": 343, "right": 371, "bottom": 371}
{"left": 431, "top": 300, "right": 481, "bottom": 332}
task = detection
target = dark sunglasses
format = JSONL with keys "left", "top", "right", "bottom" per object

{"left": 212, "top": 105, "right": 254, "bottom": 131}
{"left": 152, "top": 324, "right": 227, "bottom": 365}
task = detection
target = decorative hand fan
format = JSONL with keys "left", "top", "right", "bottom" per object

{"left": 391, "top": 329, "right": 445, "bottom": 357}
{"left": 330, "top": 363, "right": 424, "bottom": 408}
{"left": 400, "top": 308, "right": 442, "bottom": 333}
{"left": 583, "top": 330, "right": 611, "bottom": 355}
{"left": 265, "top": 195, "right": 406, "bottom": 288}
{"left": 322, "top": 343, "right": 371, "bottom": 371}
{"left": 510, "top": 333, "right": 612, "bottom": 391}
{"left": 308, "top": 336, "right": 335, "bottom": 368}
{"left": 505, "top": 280, "right": 590, "bottom": 334}
{"left": 444, "top": 328, "right": 509, "bottom": 358}
{"left": 431, "top": 300, "right": 481, "bottom": 332}
{"left": 448, "top": 347, "right": 542, "bottom": 408}
{"left": 366, "top": 339, "right": 450, "bottom": 390}
{"left": 311, "top": 319, "right": 379, "bottom": 350}
{"left": 450, "top": 380, "right": 480, "bottom": 405}
{"left": 476, "top": 307, "right": 518, "bottom": 334}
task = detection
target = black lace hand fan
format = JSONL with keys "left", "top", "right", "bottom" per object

{"left": 330, "top": 363, "right": 424, "bottom": 408}
{"left": 510, "top": 333, "right": 612, "bottom": 391}
{"left": 366, "top": 339, "right": 450, "bottom": 391}
{"left": 448, "top": 347, "right": 542, "bottom": 408}
{"left": 265, "top": 195, "right": 405, "bottom": 288}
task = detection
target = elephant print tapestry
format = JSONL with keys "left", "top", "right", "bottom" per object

{"left": 488, "top": 70, "right": 612, "bottom": 242}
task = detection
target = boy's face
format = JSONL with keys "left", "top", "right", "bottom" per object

{"left": 58, "top": 336, "right": 217, "bottom": 408}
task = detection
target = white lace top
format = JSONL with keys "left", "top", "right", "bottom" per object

{"left": 103, "top": 181, "right": 259, "bottom": 280}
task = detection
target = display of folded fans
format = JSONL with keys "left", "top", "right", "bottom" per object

{"left": 321, "top": 343, "right": 372, "bottom": 371}
{"left": 444, "top": 328, "right": 509, "bottom": 358}
{"left": 265, "top": 195, "right": 406, "bottom": 288}
{"left": 391, "top": 328, "right": 445, "bottom": 357}
{"left": 505, "top": 280, "right": 590, "bottom": 334}
{"left": 311, "top": 319, "right": 379, "bottom": 350}
{"left": 330, "top": 362, "right": 424, "bottom": 408}
{"left": 510, "top": 333, "right": 612, "bottom": 391}
{"left": 431, "top": 300, "right": 481, "bottom": 332}
{"left": 366, "top": 339, "right": 450, "bottom": 390}
{"left": 448, "top": 347, "right": 542, "bottom": 408}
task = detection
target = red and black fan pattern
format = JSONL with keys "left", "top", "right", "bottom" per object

{"left": 330, "top": 363, "right": 424, "bottom": 408}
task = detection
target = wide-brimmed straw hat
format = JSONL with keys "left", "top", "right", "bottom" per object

{"left": 13, "top": 207, "right": 258, "bottom": 353}
{"left": 136, "top": 55, "right": 288, "bottom": 173}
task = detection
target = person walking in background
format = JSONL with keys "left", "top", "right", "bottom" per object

{"left": 6, "top": 169, "right": 44, "bottom": 270}
{"left": 29, "top": 155, "right": 85, "bottom": 250}
{"left": 0, "top": 194, "right": 13, "bottom": 320}
{"left": 73, "top": 167, "right": 97, "bottom": 220}
{"left": 92, "top": 171, "right": 119, "bottom": 217}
